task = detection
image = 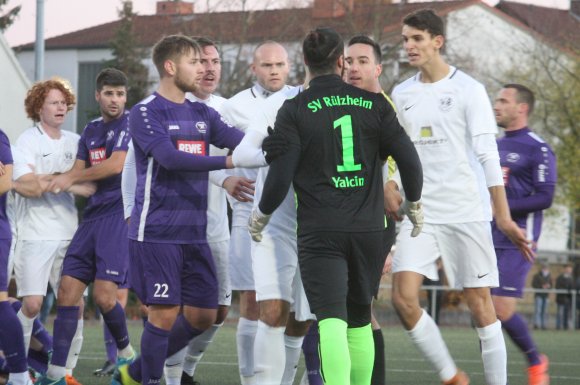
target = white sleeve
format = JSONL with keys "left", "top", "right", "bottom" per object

{"left": 232, "top": 128, "right": 267, "bottom": 168}
{"left": 466, "top": 83, "right": 498, "bottom": 136}
{"left": 10, "top": 145, "right": 33, "bottom": 180}
{"left": 473, "top": 133, "right": 503, "bottom": 188}
{"left": 209, "top": 169, "right": 229, "bottom": 188}
{"left": 121, "top": 141, "right": 136, "bottom": 220}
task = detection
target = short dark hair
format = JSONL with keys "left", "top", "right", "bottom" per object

{"left": 191, "top": 36, "right": 219, "bottom": 52}
{"left": 403, "top": 9, "right": 445, "bottom": 39}
{"left": 348, "top": 35, "right": 382, "bottom": 64}
{"left": 303, "top": 27, "right": 344, "bottom": 75}
{"left": 152, "top": 35, "right": 201, "bottom": 76}
{"left": 503, "top": 83, "right": 535, "bottom": 115}
{"left": 96, "top": 68, "right": 128, "bottom": 91}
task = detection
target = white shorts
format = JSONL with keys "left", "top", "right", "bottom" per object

{"left": 229, "top": 226, "right": 254, "bottom": 291}
{"left": 209, "top": 239, "right": 232, "bottom": 306}
{"left": 14, "top": 240, "right": 70, "bottom": 297}
{"left": 392, "top": 220, "right": 498, "bottom": 289}
{"left": 252, "top": 229, "right": 315, "bottom": 321}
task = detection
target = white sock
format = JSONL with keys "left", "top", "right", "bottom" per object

{"left": 407, "top": 309, "right": 457, "bottom": 382}
{"left": 281, "top": 335, "right": 304, "bottom": 385}
{"left": 17, "top": 309, "right": 35, "bottom": 355}
{"left": 299, "top": 371, "right": 308, "bottom": 385}
{"left": 119, "top": 343, "right": 135, "bottom": 359}
{"left": 253, "top": 321, "right": 285, "bottom": 385}
{"left": 237, "top": 317, "right": 258, "bottom": 384}
{"left": 8, "top": 371, "right": 29, "bottom": 385}
{"left": 65, "top": 319, "right": 84, "bottom": 370}
{"left": 183, "top": 323, "right": 223, "bottom": 376}
{"left": 477, "top": 320, "right": 507, "bottom": 385}
{"left": 164, "top": 347, "right": 187, "bottom": 385}
{"left": 47, "top": 364, "right": 66, "bottom": 380}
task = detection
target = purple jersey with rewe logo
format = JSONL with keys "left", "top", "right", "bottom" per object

{"left": 77, "top": 111, "right": 131, "bottom": 220}
{"left": 128, "top": 93, "right": 243, "bottom": 244}
{"left": 492, "top": 127, "right": 556, "bottom": 249}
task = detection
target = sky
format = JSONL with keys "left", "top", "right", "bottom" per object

{"left": 2, "top": 0, "right": 572, "bottom": 47}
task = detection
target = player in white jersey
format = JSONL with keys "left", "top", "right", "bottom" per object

{"left": 233, "top": 78, "right": 316, "bottom": 385}
{"left": 385, "top": 10, "right": 533, "bottom": 385}
{"left": 219, "top": 40, "right": 292, "bottom": 385}
{"left": 13, "top": 79, "right": 95, "bottom": 385}
{"left": 160, "top": 37, "right": 253, "bottom": 385}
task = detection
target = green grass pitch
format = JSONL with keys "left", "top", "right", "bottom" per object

{"left": 68, "top": 319, "right": 579, "bottom": 385}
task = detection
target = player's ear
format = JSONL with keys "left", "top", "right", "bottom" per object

{"left": 164, "top": 59, "right": 176, "bottom": 76}
{"left": 433, "top": 35, "right": 444, "bottom": 50}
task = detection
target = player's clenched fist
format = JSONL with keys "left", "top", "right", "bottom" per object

{"left": 248, "top": 207, "right": 271, "bottom": 242}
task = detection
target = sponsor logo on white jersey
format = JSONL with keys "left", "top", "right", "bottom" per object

{"left": 439, "top": 96, "right": 453, "bottom": 112}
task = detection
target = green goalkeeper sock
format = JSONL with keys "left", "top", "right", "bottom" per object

{"left": 319, "top": 318, "right": 350, "bottom": 385}
{"left": 348, "top": 324, "right": 374, "bottom": 385}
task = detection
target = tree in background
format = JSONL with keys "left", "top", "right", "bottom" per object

{"left": 106, "top": 0, "right": 150, "bottom": 108}
{"left": 0, "top": 0, "right": 20, "bottom": 32}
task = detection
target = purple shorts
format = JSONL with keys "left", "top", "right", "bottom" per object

{"left": 62, "top": 213, "right": 129, "bottom": 285}
{"left": 0, "top": 238, "right": 11, "bottom": 291}
{"left": 490, "top": 248, "right": 533, "bottom": 298}
{"left": 128, "top": 240, "right": 218, "bottom": 308}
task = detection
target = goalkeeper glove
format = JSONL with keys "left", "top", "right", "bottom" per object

{"left": 262, "top": 126, "right": 288, "bottom": 164}
{"left": 248, "top": 207, "right": 271, "bottom": 242}
{"left": 398, "top": 199, "right": 423, "bottom": 237}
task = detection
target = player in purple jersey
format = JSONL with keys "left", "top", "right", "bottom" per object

{"left": 36, "top": 69, "right": 136, "bottom": 385}
{"left": 112, "top": 35, "right": 243, "bottom": 385}
{"left": 0, "top": 129, "right": 32, "bottom": 385}
{"left": 492, "top": 84, "right": 556, "bottom": 385}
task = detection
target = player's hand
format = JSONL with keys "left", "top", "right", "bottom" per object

{"left": 223, "top": 176, "right": 254, "bottom": 202}
{"left": 496, "top": 218, "right": 536, "bottom": 262}
{"left": 68, "top": 182, "right": 97, "bottom": 197}
{"left": 47, "top": 173, "right": 74, "bottom": 194}
{"left": 384, "top": 180, "right": 403, "bottom": 221}
{"left": 248, "top": 207, "right": 271, "bottom": 242}
{"left": 382, "top": 251, "right": 393, "bottom": 275}
{"left": 262, "top": 126, "right": 288, "bottom": 164}
{"left": 398, "top": 199, "right": 423, "bottom": 237}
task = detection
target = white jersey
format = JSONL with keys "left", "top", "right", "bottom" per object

{"left": 187, "top": 93, "right": 230, "bottom": 242}
{"left": 220, "top": 84, "right": 294, "bottom": 227}
{"left": 233, "top": 87, "right": 300, "bottom": 235}
{"left": 392, "top": 66, "right": 497, "bottom": 224}
{"left": 14, "top": 126, "right": 79, "bottom": 240}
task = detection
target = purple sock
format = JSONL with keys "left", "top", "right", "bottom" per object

{"left": 102, "top": 302, "right": 130, "bottom": 350}
{"left": 51, "top": 306, "right": 79, "bottom": 367}
{"left": 27, "top": 349, "right": 49, "bottom": 374}
{"left": 32, "top": 318, "right": 54, "bottom": 353}
{"left": 141, "top": 321, "right": 169, "bottom": 385}
{"left": 166, "top": 314, "right": 204, "bottom": 357}
{"left": 103, "top": 322, "right": 117, "bottom": 363}
{"left": 302, "top": 321, "right": 323, "bottom": 385}
{"left": 128, "top": 356, "right": 142, "bottom": 382}
{"left": 0, "top": 301, "right": 28, "bottom": 373}
{"left": 502, "top": 313, "right": 541, "bottom": 366}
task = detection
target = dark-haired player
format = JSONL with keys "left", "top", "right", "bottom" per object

{"left": 37, "top": 68, "right": 136, "bottom": 385}
{"left": 249, "top": 27, "right": 423, "bottom": 385}
{"left": 492, "top": 83, "right": 555, "bottom": 385}
{"left": 385, "top": 9, "right": 533, "bottom": 385}
{"left": 111, "top": 35, "right": 243, "bottom": 385}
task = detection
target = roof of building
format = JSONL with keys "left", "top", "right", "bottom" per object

{"left": 13, "top": 0, "right": 474, "bottom": 51}
{"left": 13, "top": 0, "right": 578, "bottom": 53}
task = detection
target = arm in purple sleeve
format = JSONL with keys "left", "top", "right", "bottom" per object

{"left": 508, "top": 183, "right": 555, "bottom": 215}
{"left": 149, "top": 140, "right": 227, "bottom": 172}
